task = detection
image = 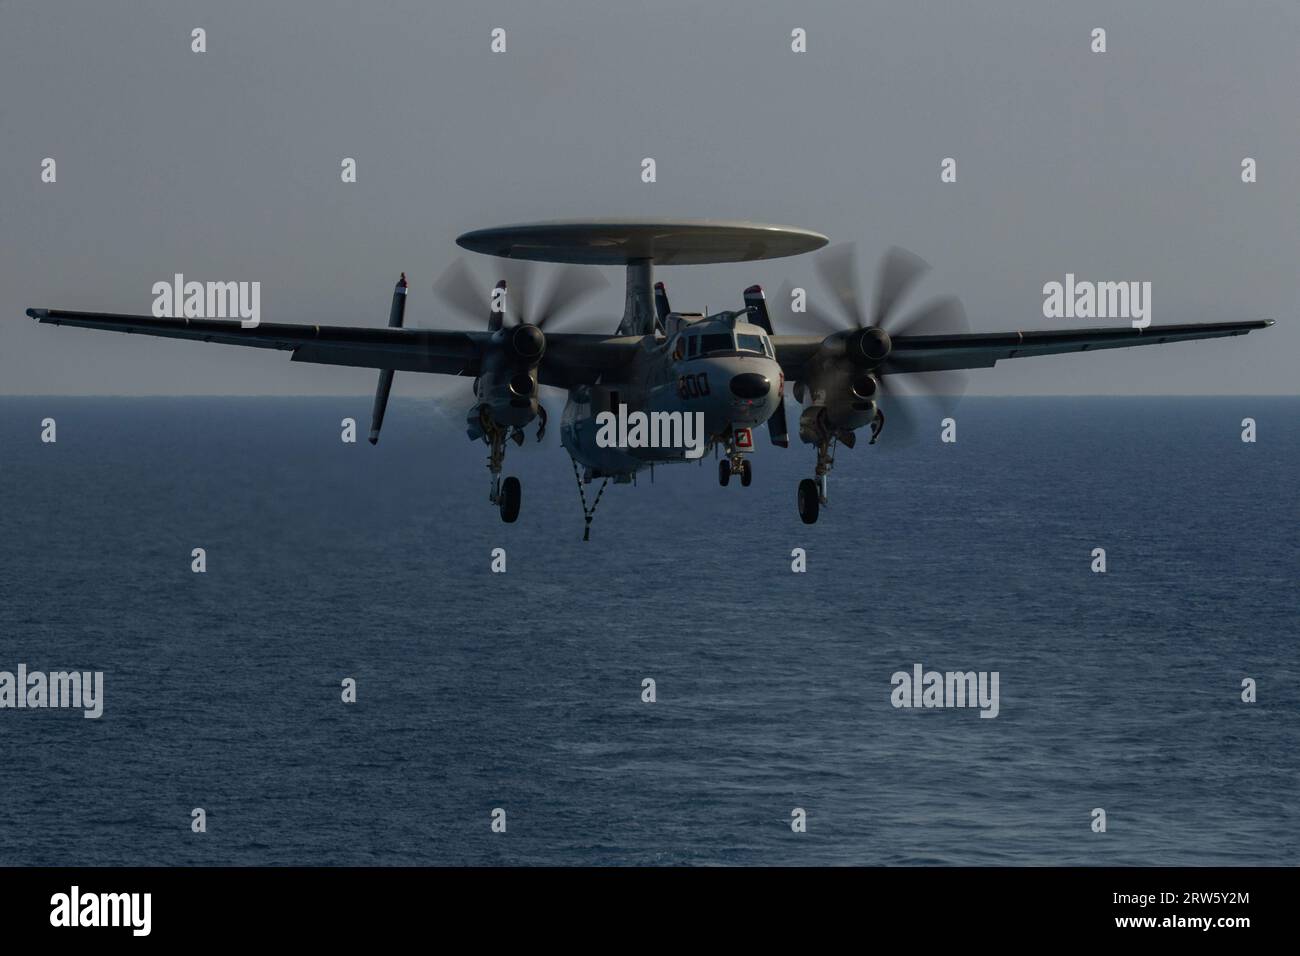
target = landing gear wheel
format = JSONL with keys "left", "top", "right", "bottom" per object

{"left": 718, "top": 460, "right": 731, "bottom": 487}
{"left": 797, "top": 478, "right": 820, "bottom": 524}
{"left": 740, "top": 459, "right": 753, "bottom": 487}
{"left": 499, "top": 475, "right": 521, "bottom": 523}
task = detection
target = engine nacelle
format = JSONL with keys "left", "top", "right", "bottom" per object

{"left": 851, "top": 372, "right": 878, "bottom": 400}
{"left": 798, "top": 405, "right": 831, "bottom": 445}
{"left": 507, "top": 370, "right": 536, "bottom": 407}
{"left": 848, "top": 326, "right": 891, "bottom": 366}
{"left": 508, "top": 323, "right": 545, "bottom": 361}
{"left": 471, "top": 326, "right": 545, "bottom": 429}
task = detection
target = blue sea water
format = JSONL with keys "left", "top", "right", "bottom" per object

{"left": 0, "top": 395, "right": 1295, "bottom": 866}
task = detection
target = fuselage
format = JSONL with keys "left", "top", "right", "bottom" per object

{"left": 561, "top": 312, "right": 782, "bottom": 477}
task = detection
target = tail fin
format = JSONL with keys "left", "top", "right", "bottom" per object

{"left": 654, "top": 281, "right": 672, "bottom": 323}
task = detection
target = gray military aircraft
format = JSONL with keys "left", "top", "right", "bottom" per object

{"left": 24, "top": 219, "right": 1273, "bottom": 533}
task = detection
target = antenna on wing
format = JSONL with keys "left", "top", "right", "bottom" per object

{"left": 368, "top": 272, "right": 408, "bottom": 444}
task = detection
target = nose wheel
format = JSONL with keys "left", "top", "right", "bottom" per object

{"left": 719, "top": 437, "right": 753, "bottom": 488}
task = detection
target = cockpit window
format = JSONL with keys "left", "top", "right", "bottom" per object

{"left": 736, "top": 333, "right": 768, "bottom": 355}
{"left": 698, "top": 333, "right": 732, "bottom": 355}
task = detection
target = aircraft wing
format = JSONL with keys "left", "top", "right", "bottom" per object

{"left": 23, "top": 309, "right": 642, "bottom": 385}
{"left": 535, "top": 333, "right": 642, "bottom": 387}
{"left": 881, "top": 320, "right": 1273, "bottom": 373}
{"left": 772, "top": 320, "right": 1273, "bottom": 378}
{"left": 25, "top": 308, "right": 485, "bottom": 375}
{"left": 768, "top": 335, "right": 826, "bottom": 379}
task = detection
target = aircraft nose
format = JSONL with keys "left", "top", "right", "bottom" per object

{"left": 729, "top": 372, "right": 770, "bottom": 399}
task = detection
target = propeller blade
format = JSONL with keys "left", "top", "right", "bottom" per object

{"left": 775, "top": 281, "right": 840, "bottom": 337}
{"left": 874, "top": 376, "right": 924, "bottom": 447}
{"left": 432, "top": 259, "right": 488, "bottom": 326}
{"left": 893, "top": 369, "right": 970, "bottom": 403}
{"left": 488, "top": 256, "right": 525, "bottom": 327}
{"left": 534, "top": 264, "right": 609, "bottom": 330}
{"left": 512, "top": 260, "right": 543, "bottom": 327}
{"left": 889, "top": 294, "right": 970, "bottom": 338}
{"left": 813, "top": 243, "right": 864, "bottom": 331}
{"left": 874, "top": 371, "right": 967, "bottom": 450}
{"left": 488, "top": 280, "right": 507, "bottom": 332}
{"left": 873, "top": 246, "right": 930, "bottom": 329}
{"left": 881, "top": 292, "right": 970, "bottom": 414}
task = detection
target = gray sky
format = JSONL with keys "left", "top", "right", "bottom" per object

{"left": 2, "top": 0, "right": 1296, "bottom": 395}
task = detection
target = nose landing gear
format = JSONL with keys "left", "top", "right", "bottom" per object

{"left": 718, "top": 433, "right": 754, "bottom": 488}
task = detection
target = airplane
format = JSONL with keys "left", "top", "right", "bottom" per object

{"left": 23, "top": 219, "right": 1273, "bottom": 534}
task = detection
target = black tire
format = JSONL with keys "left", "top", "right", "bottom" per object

{"left": 499, "top": 476, "right": 521, "bottom": 523}
{"left": 740, "top": 459, "right": 753, "bottom": 487}
{"left": 797, "top": 478, "right": 819, "bottom": 524}
{"left": 718, "top": 460, "right": 731, "bottom": 487}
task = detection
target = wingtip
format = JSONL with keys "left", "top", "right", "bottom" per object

{"left": 26, "top": 308, "right": 48, "bottom": 320}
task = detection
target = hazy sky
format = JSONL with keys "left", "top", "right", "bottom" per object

{"left": 2, "top": 0, "right": 1296, "bottom": 395}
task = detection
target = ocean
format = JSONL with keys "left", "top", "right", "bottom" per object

{"left": 0, "top": 395, "right": 1295, "bottom": 865}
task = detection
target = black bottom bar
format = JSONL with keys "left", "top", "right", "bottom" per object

{"left": 0, "top": 866, "right": 1282, "bottom": 941}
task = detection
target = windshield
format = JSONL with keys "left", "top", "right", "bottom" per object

{"left": 736, "top": 333, "right": 768, "bottom": 355}
{"left": 697, "top": 333, "right": 733, "bottom": 355}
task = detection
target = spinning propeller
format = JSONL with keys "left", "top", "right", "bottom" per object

{"left": 433, "top": 258, "right": 608, "bottom": 333}
{"left": 367, "top": 262, "right": 607, "bottom": 445}
{"left": 790, "top": 244, "right": 971, "bottom": 445}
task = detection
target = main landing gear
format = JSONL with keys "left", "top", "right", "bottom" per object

{"left": 718, "top": 435, "right": 753, "bottom": 488}
{"left": 497, "top": 475, "right": 521, "bottom": 523}
{"left": 484, "top": 409, "right": 525, "bottom": 523}
{"left": 797, "top": 435, "right": 837, "bottom": 524}
{"left": 797, "top": 478, "right": 820, "bottom": 524}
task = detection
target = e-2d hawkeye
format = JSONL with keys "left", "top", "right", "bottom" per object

{"left": 24, "top": 219, "right": 1273, "bottom": 534}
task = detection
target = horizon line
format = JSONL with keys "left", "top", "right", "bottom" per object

{"left": 2, "top": 393, "right": 1296, "bottom": 400}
